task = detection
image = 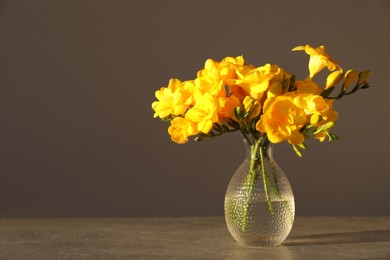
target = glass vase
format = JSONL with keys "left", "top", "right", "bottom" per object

{"left": 224, "top": 135, "right": 295, "bottom": 247}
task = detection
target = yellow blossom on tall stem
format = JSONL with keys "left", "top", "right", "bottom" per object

{"left": 292, "top": 44, "right": 341, "bottom": 78}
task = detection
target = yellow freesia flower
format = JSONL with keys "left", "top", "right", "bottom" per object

{"left": 292, "top": 44, "right": 341, "bottom": 78}
{"left": 152, "top": 79, "right": 193, "bottom": 118}
{"left": 168, "top": 117, "right": 198, "bottom": 144}
{"left": 295, "top": 79, "right": 323, "bottom": 95}
{"left": 292, "top": 93, "right": 338, "bottom": 142}
{"left": 185, "top": 93, "right": 219, "bottom": 133}
{"left": 218, "top": 94, "right": 241, "bottom": 121}
{"left": 198, "top": 56, "right": 245, "bottom": 81}
{"left": 318, "top": 105, "right": 338, "bottom": 126}
{"left": 194, "top": 73, "right": 225, "bottom": 97}
{"left": 228, "top": 84, "right": 248, "bottom": 102}
{"left": 256, "top": 95, "right": 307, "bottom": 145}
{"left": 267, "top": 81, "right": 283, "bottom": 99}
{"left": 293, "top": 94, "right": 330, "bottom": 116}
{"left": 293, "top": 93, "right": 338, "bottom": 124}
{"left": 233, "top": 64, "right": 285, "bottom": 101}
{"left": 197, "top": 56, "right": 255, "bottom": 101}
{"left": 181, "top": 80, "right": 196, "bottom": 105}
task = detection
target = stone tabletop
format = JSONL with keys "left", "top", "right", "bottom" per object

{"left": 1, "top": 217, "right": 390, "bottom": 259}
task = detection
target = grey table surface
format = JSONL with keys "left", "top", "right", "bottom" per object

{"left": 0, "top": 216, "right": 390, "bottom": 259}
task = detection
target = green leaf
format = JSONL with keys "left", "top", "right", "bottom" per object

{"left": 234, "top": 106, "right": 242, "bottom": 119}
{"left": 313, "top": 122, "right": 335, "bottom": 134}
{"left": 327, "top": 132, "right": 339, "bottom": 141}
{"left": 292, "top": 144, "right": 303, "bottom": 157}
{"left": 297, "top": 142, "right": 307, "bottom": 150}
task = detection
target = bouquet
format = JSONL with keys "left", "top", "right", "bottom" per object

{"left": 151, "top": 44, "right": 371, "bottom": 217}
{"left": 152, "top": 44, "right": 370, "bottom": 152}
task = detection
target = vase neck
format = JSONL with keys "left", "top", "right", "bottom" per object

{"left": 243, "top": 134, "right": 272, "bottom": 161}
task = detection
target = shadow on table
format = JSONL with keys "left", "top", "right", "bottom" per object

{"left": 284, "top": 230, "right": 390, "bottom": 246}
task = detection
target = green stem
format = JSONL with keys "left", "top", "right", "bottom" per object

{"left": 242, "top": 135, "right": 275, "bottom": 231}
{"left": 260, "top": 144, "right": 274, "bottom": 214}
{"left": 241, "top": 136, "right": 278, "bottom": 232}
{"left": 241, "top": 138, "right": 261, "bottom": 231}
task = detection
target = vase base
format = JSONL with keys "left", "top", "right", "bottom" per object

{"left": 236, "top": 239, "right": 284, "bottom": 247}
{"left": 232, "top": 232, "right": 288, "bottom": 247}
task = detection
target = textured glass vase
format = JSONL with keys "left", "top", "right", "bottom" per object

{"left": 224, "top": 136, "right": 295, "bottom": 247}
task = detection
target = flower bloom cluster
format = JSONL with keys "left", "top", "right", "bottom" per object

{"left": 152, "top": 45, "right": 370, "bottom": 153}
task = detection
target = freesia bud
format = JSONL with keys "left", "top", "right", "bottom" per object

{"left": 325, "top": 70, "right": 343, "bottom": 89}
{"left": 243, "top": 96, "right": 261, "bottom": 118}
{"left": 358, "top": 70, "right": 372, "bottom": 85}
{"left": 243, "top": 96, "right": 253, "bottom": 112}
{"left": 342, "top": 70, "right": 358, "bottom": 90}
{"left": 310, "top": 114, "right": 321, "bottom": 126}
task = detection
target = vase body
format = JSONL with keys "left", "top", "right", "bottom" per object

{"left": 224, "top": 138, "right": 295, "bottom": 247}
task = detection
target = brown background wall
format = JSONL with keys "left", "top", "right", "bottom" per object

{"left": 0, "top": 0, "right": 389, "bottom": 217}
